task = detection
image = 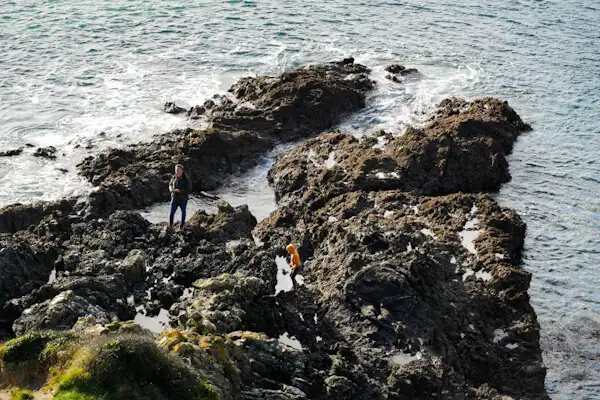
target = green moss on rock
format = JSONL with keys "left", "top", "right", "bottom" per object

{"left": 0, "top": 332, "right": 59, "bottom": 364}
{"left": 52, "top": 335, "right": 219, "bottom": 400}
{"left": 9, "top": 388, "right": 34, "bottom": 400}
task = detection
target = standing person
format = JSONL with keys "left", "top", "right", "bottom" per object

{"left": 286, "top": 244, "right": 302, "bottom": 288}
{"left": 169, "top": 164, "right": 192, "bottom": 229}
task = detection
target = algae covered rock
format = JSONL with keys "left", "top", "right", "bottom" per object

{"left": 178, "top": 273, "right": 275, "bottom": 335}
{"left": 0, "top": 329, "right": 219, "bottom": 400}
{"left": 0, "top": 330, "right": 80, "bottom": 390}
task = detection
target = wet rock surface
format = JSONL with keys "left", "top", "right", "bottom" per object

{"left": 0, "top": 148, "right": 23, "bottom": 157}
{"left": 33, "top": 146, "right": 58, "bottom": 160}
{"left": 163, "top": 101, "right": 187, "bottom": 114}
{"left": 0, "top": 199, "right": 76, "bottom": 234}
{"left": 76, "top": 60, "right": 374, "bottom": 219}
{"left": 385, "top": 64, "right": 419, "bottom": 82}
{"left": 268, "top": 98, "right": 531, "bottom": 212}
{"left": 0, "top": 63, "right": 547, "bottom": 399}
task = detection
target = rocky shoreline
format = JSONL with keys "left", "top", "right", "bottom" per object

{"left": 0, "top": 60, "right": 548, "bottom": 399}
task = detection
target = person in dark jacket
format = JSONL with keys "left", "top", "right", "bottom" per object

{"left": 169, "top": 164, "right": 192, "bottom": 229}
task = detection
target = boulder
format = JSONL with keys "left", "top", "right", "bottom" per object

{"left": 12, "top": 290, "right": 110, "bottom": 335}
{"left": 33, "top": 146, "right": 57, "bottom": 160}
{"left": 163, "top": 102, "right": 187, "bottom": 114}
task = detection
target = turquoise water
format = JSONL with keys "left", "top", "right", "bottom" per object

{"left": 1, "top": 1, "right": 599, "bottom": 397}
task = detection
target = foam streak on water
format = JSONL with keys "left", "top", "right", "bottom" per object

{"left": 1, "top": 1, "right": 599, "bottom": 397}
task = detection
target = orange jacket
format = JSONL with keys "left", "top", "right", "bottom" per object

{"left": 286, "top": 244, "right": 301, "bottom": 270}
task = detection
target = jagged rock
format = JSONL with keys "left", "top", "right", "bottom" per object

{"left": 12, "top": 290, "right": 110, "bottom": 335}
{"left": 248, "top": 97, "right": 545, "bottom": 399}
{"left": 163, "top": 102, "right": 186, "bottom": 114}
{"left": 186, "top": 202, "right": 257, "bottom": 243}
{"left": 210, "top": 60, "right": 374, "bottom": 138}
{"left": 187, "top": 99, "right": 216, "bottom": 120}
{"left": 33, "top": 146, "right": 57, "bottom": 160}
{"left": 175, "top": 273, "right": 278, "bottom": 335}
{"left": 253, "top": 187, "right": 545, "bottom": 398}
{"left": 0, "top": 237, "right": 53, "bottom": 314}
{"left": 0, "top": 147, "right": 23, "bottom": 157}
{"left": 119, "top": 249, "right": 146, "bottom": 285}
{"left": 76, "top": 61, "right": 374, "bottom": 217}
{"left": 267, "top": 98, "right": 532, "bottom": 213}
{"left": 0, "top": 198, "right": 76, "bottom": 234}
{"left": 385, "top": 64, "right": 419, "bottom": 75}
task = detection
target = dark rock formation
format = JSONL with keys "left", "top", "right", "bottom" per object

{"left": 1, "top": 202, "right": 259, "bottom": 337}
{"left": 0, "top": 199, "right": 76, "bottom": 234}
{"left": 12, "top": 290, "right": 110, "bottom": 336}
{"left": 254, "top": 189, "right": 543, "bottom": 399}
{"left": 385, "top": 64, "right": 419, "bottom": 83}
{"left": 33, "top": 146, "right": 57, "bottom": 160}
{"left": 0, "top": 61, "right": 547, "bottom": 400}
{"left": 0, "top": 238, "right": 53, "bottom": 306}
{"left": 267, "top": 98, "right": 531, "bottom": 213}
{"left": 207, "top": 60, "right": 374, "bottom": 138}
{"left": 163, "top": 102, "right": 187, "bottom": 114}
{"left": 385, "top": 64, "right": 419, "bottom": 75}
{"left": 0, "top": 148, "right": 23, "bottom": 157}
{"left": 75, "top": 60, "right": 374, "bottom": 218}
{"left": 0, "top": 237, "right": 55, "bottom": 337}
{"left": 186, "top": 202, "right": 257, "bottom": 244}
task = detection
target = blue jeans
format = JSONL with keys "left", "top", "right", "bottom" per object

{"left": 169, "top": 199, "right": 187, "bottom": 228}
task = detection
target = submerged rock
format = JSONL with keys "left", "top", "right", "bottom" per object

{"left": 33, "top": 146, "right": 57, "bottom": 160}
{"left": 0, "top": 147, "right": 23, "bottom": 157}
{"left": 385, "top": 63, "right": 419, "bottom": 76}
{"left": 163, "top": 101, "right": 186, "bottom": 114}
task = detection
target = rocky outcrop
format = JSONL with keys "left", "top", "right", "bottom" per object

{"left": 163, "top": 102, "right": 187, "bottom": 114}
{"left": 0, "top": 238, "right": 53, "bottom": 307}
{"left": 255, "top": 189, "right": 543, "bottom": 398}
{"left": 186, "top": 202, "right": 257, "bottom": 244}
{"left": 267, "top": 98, "right": 531, "bottom": 212}
{"left": 385, "top": 64, "right": 419, "bottom": 82}
{"left": 33, "top": 146, "right": 57, "bottom": 160}
{"left": 0, "top": 199, "right": 76, "bottom": 234}
{"left": 385, "top": 64, "right": 419, "bottom": 75}
{"left": 1, "top": 202, "right": 261, "bottom": 337}
{"left": 0, "top": 148, "right": 23, "bottom": 157}
{"left": 76, "top": 60, "right": 374, "bottom": 218}
{"left": 207, "top": 60, "right": 373, "bottom": 138}
{"left": 0, "top": 60, "right": 547, "bottom": 399}
{"left": 12, "top": 290, "right": 110, "bottom": 336}
{"left": 0, "top": 237, "right": 56, "bottom": 337}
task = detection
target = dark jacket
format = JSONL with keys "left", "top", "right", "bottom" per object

{"left": 169, "top": 172, "right": 192, "bottom": 201}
